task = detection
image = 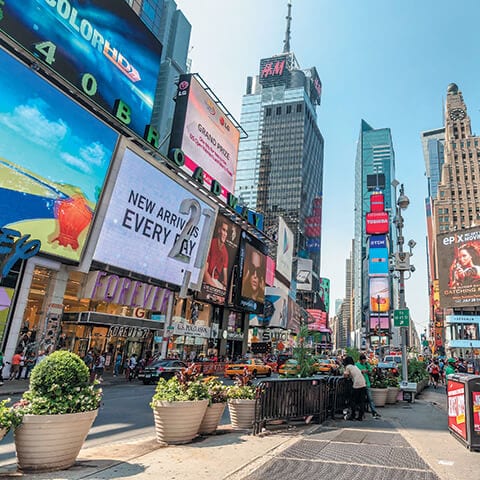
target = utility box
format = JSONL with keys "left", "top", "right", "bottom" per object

{"left": 400, "top": 381, "right": 417, "bottom": 403}
{"left": 447, "top": 374, "right": 480, "bottom": 451}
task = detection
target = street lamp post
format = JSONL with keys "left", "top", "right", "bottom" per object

{"left": 392, "top": 182, "right": 414, "bottom": 382}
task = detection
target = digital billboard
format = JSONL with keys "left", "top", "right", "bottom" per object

{"left": 369, "top": 314, "right": 390, "bottom": 331}
{"left": 438, "top": 227, "right": 480, "bottom": 308}
{"left": 249, "top": 287, "right": 288, "bottom": 329}
{"left": 369, "top": 277, "right": 390, "bottom": 313}
{"left": 366, "top": 211, "right": 389, "bottom": 235}
{"left": 259, "top": 55, "right": 290, "bottom": 87}
{"left": 319, "top": 278, "right": 330, "bottom": 313}
{"left": 0, "top": 47, "right": 118, "bottom": 262}
{"left": 276, "top": 217, "right": 294, "bottom": 282}
{"left": 93, "top": 147, "right": 217, "bottom": 289}
{"left": 197, "top": 214, "right": 240, "bottom": 304}
{"left": 296, "top": 258, "right": 313, "bottom": 292}
{"left": 0, "top": 0, "right": 163, "bottom": 137}
{"left": 236, "top": 232, "right": 267, "bottom": 314}
{"left": 169, "top": 74, "right": 240, "bottom": 202}
{"left": 369, "top": 248, "right": 389, "bottom": 275}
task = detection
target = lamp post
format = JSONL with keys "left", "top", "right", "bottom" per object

{"left": 392, "top": 182, "right": 414, "bottom": 382}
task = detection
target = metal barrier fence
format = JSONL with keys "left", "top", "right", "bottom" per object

{"left": 253, "top": 376, "right": 352, "bottom": 435}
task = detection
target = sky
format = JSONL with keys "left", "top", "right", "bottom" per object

{"left": 175, "top": 0, "right": 480, "bottom": 336}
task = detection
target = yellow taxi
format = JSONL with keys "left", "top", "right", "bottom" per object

{"left": 314, "top": 358, "right": 339, "bottom": 375}
{"left": 224, "top": 359, "right": 272, "bottom": 378}
{"left": 278, "top": 359, "right": 300, "bottom": 376}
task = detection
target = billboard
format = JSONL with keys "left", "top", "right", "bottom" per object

{"left": 197, "top": 214, "right": 240, "bottom": 304}
{"left": 169, "top": 74, "right": 240, "bottom": 202}
{"left": 319, "top": 278, "right": 330, "bottom": 313}
{"left": 0, "top": 47, "right": 118, "bottom": 262}
{"left": 366, "top": 211, "right": 389, "bottom": 235}
{"left": 296, "top": 258, "right": 313, "bottom": 291}
{"left": 249, "top": 287, "right": 288, "bottom": 329}
{"left": 307, "top": 309, "right": 328, "bottom": 331}
{"left": 259, "top": 55, "right": 289, "bottom": 87}
{"left": 369, "top": 235, "right": 387, "bottom": 249}
{"left": 369, "top": 314, "right": 390, "bottom": 331}
{"left": 265, "top": 256, "right": 276, "bottom": 287}
{"left": 438, "top": 227, "right": 480, "bottom": 308}
{"left": 93, "top": 147, "right": 217, "bottom": 289}
{"left": 369, "top": 248, "right": 389, "bottom": 275}
{"left": 0, "top": 0, "right": 163, "bottom": 137}
{"left": 236, "top": 232, "right": 267, "bottom": 314}
{"left": 276, "top": 217, "right": 294, "bottom": 282}
{"left": 369, "top": 277, "right": 390, "bottom": 313}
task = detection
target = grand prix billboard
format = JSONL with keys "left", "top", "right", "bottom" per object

{"left": 438, "top": 227, "right": 480, "bottom": 308}
{"left": 0, "top": 0, "right": 163, "bottom": 137}
{"left": 93, "top": 146, "right": 217, "bottom": 289}
{"left": 0, "top": 47, "right": 118, "bottom": 262}
{"left": 169, "top": 74, "right": 240, "bottom": 203}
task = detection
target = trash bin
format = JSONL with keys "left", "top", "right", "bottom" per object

{"left": 447, "top": 373, "right": 480, "bottom": 451}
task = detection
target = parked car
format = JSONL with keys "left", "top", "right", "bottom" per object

{"left": 314, "top": 358, "right": 339, "bottom": 375}
{"left": 224, "top": 359, "right": 272, "bottom": 379}
{"left": 138, "top": 359, "right": 187, "bottom": 385}
{"left": 278, "top": 359, "right": 300, "bottom": 376}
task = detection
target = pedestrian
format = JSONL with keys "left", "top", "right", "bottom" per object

{"left": 24, "top": 351, "right": 36, "bottom": 379}
{"left": 356, "top": 354, "right": 381, "bottom": 418}
{"left": 35, "top": 350, "right": 47, "bottom": 365}
{"left": 94, "top": 352, "right": 106, "bottom": 382}
{"left": 114, "top": 352, "right": 122, "bottom": 377}
{"left": 343, "top": 356, "right": 367, "bottom": 421}
{"left": 9, "top": 350, "right": 23, "bottom": 380}
{"left": 0, "top": 351, "right": 4, "bottom": 385}
{"left": 126, "top": 353, "right": 137, "bottom": 381}
{"left": 445, "top": 358, "right": 456, "bottom": 377}
{"left": 427, "top": 359, "right": 440, "bottom": 389}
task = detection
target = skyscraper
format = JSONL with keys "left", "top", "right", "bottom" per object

{"left": 353, "top": 120, "right": 396, "bottom": 347}
{"left": 126, "top": 0, "right": 191, "bottom": 153}
{"left": 234, "top": 3, "right": 324, "bottom": 304}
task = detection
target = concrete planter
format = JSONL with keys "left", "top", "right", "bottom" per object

{"left": 228, "top": 399, "right": 256, "bottom": 430}
{"left": 14, "top": 409, "right": 98, "bottom": 473}
{"left": 0, "top": 427, "right": 7, "bottom": 440}
{"left": 199, "top": 402, "right": 226, "bottom": 435}
{"left": 370, "top": 388, "right": 388, "bottom": 407}
{"left": 386, "top": 387, "right": 400, "bottom": 404}
{"left": 152, "top": 399, "right": 208, "bottom": 445}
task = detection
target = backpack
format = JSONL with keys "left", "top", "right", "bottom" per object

{"left": 431, "top": 365, "right": 439, "bottom": 375}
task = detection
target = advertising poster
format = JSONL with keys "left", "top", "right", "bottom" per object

{"left": 369, "top": 277, "right": 390, "bottom": 313}
{"left": 319, "top": 277, "right": 330, "bottom": 313}
{"left": 473, "top": 391, "right": 480, "bottom": 433}
{"left": 169, "top": 75, "right": 240, "bottom": 202}
{"left": 369, "top": 247, "right": 389, "bottom": 275}
{"left": 0, "top": 287, "right": 14, "bottom": 345}
{"left": 448, "top": 380, "right": 467, "bottom": 439}
{"left": 437, "top": 227, "right": 480, "bottom": 308}
{"left": 276, "top": 217, "right": 294, "bottom": 281}
{"left": 0, "top": 47, "right": 118, "bottom": 262}
{"left": 296, "top": 258, "right": 313, "bottom": 291}
{"left": 236, "top": 232, "right": 267, "bottom": 314}
{"left": 249, "top": 287, "right": 288, "bottom": 328}
{"left": 369, "top": 314, "right": 390, "bottom": 331}
{"left": 197, "top": 214, "right": 240, "bottom": 304}
{"left": 0, "top": 0, "right": 162, "bottom": 137}
{"left": 93, "top": 148, "right": 217, "bottom": 289}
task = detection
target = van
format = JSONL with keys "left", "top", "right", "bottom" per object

{"left": 384, "top": 355, "right": 402, "bottom": 364}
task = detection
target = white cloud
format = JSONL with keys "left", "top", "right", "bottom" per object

{"left": 61, "top": 152, "right": 91, "bottom": 174}
{"left": 0, "top": 103, "right": 67, "bottom": 148}
{"left": 79, "top": 142, "right": 108, "bottom": 167}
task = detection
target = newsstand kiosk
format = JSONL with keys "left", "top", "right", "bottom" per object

{"left": 447, "top": 374, "right": 480, "bottom": 451}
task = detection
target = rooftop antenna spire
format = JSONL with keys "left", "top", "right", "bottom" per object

{"left": 283, "top": 0, "right": 292, "bottom": 53}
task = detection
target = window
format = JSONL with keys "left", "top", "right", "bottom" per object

{"left": 265, "top": 107, "right": 272, "bottom": 117}
{"left": 286, "top": 105, "right": 292, "bottom": 114}
{"left": 296, "top": 104, "right": 303, "bottom": 113}
{"left": 276, "top": 106, "right": 282, "bottom": 115}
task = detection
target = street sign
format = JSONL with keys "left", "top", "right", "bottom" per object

{"left": 394, "top": 309, "right": 410, "bottom": 327}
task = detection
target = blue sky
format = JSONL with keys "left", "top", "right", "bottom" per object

{"left": 175, "top": 0, "right": 480, "bottom": 335}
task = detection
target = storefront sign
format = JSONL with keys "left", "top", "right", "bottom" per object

{"left": 227, "top": 332, "right": 244, "bottom": 341}
{"left": 261, "top": 329, "right": 291, "bottom": 342}
{"left": 0, "top": 227, "right": 41, "bottom": 279}
{"left": 172, "top": 321, "right": 211, "bottom": 338}
{"left": 107, "top": 324, "right": 149, "bottom": 339}
{"left": 84, "top": 271, "right": 172, "bottom": 311}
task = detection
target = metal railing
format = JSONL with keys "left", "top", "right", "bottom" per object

{"left": 253, "top": 376, "right": 352, "bottom": 434}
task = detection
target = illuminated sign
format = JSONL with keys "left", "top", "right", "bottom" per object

{"left": 369, "top": 277, "right": 390, "bottom": 313}
{"left": 276, "top": 217, "right": 294, "bottom": 282}
{"left": 369, "top": 235, "right": 387, "bottom": 249}
{"left": 0, "top": 228, "right": 40, "bottom": 279}
{"left": 309, "top": 67, "right": 322, "bottom": 106}
{"left": 0, "top": 47, "right": 118, "bottom": 262}
{"left": 369, "top": 314, "right": 389, "bottom": 331}
{"left": 259, "top": 55, "right": 290, "bottom": 87}
{"left": 296, "top": 258, "right": 313, "bottom": 292}
{"left": 370, "top": 192, "right": 385, "bottom": 212}
{"left": 369, "top": 247, "right": 389, "bottom": 275}
{"left": 319, "top": 278, "right": 330, "bottom": 313}
{"left": 366, "top": 212, "right": 389, "bottom": 235}
{"left": 168, "top": 75, "right": 240, "bottom": 201}
{"left": 93, "top": 146, "right": 217, "bottom": 289}
{"left": 0, "top": 0, "right": 162, "bottom": 137}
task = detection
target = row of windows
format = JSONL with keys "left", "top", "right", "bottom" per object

{"left": 452, "top": 140, "right": 480, "bottom": 148}
{"left": 265, "top": 104, "right": 303, "bottom": 116}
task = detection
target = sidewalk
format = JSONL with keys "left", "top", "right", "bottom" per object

{"left": 0, "top": 384, "right": 478, "bottom": 479}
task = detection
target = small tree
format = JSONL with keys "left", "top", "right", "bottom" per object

{"left": 345, "top": 347, "right": 360, "bottom": 363}
{"left": 293, "top": 325, "right": 315, "bottom": 377}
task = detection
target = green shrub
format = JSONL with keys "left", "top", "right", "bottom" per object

{"left": 227, "top": 369, "right": 257, "bottom": 400}
{"left": 204, "top": 378, "right": 228, "bottom": 404}
{"left": 14, "top": 351, "right": 102, "bottom": 417}
{"left": 0, "top": 399, "right": 15, "bottom": 432}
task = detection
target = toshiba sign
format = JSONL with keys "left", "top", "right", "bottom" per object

{"left": 366, "top": 212, "right": 389, "bottom": 235}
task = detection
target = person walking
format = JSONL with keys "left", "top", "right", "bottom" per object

{"left": 343, "top": 356, "right": 367, "bottom": 421}
{"left": 24, "top": 351, "right": 36, "bottom": 379}
{"left": 94, "top": 352, "right": 106, "bottom": 382}
{"left": 356, "top": 354, "right": 381, "bottom": 419}
{"left": 114, "top": 352, "right": 123, "bottom": 377}
{"left": 9, "top": 350, "right": 23, "bottom": 380}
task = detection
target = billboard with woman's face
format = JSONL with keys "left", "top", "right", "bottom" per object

{"left": 438, "top": 227, "right": 480, "bottom": 308}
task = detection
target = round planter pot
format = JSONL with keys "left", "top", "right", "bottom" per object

{"left": 152, "top": 399, "right": 208, "bottom": 445}
{"left": 370, "top": 388, "right": 388, "bottom": 407}
{"left": 199, "top": 402, "right": 226, "bottom": 435}
{"left": 228, "top": 399, "right": 256, "bottom": 430}
{"left": 14, "top": 409, "right": 98, "bottom": 473}
{"left": 386, "top": 387, "right": 399, "bottom": 404}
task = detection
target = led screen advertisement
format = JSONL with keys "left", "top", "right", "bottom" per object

{"left": 369, "top": 314, "right": 389, "bottom": 331}
{"left": 319, "top": 278, "right": 330, "bottom": 313}
{"left": 0, "top": 47, "right": 118, "bottom": 262}
{"left": 369, "top": 247, "right": 389, "bottom": 275}
{"left": 0, "top": 0, "right": 162, "bottom": 137}
{"left": 197, "top": 214, "right": 240, "bottom": 305}
{"left": 296, "top": 258, "right": 313, "bottom": 292}
{"left": 169, "top": 74, "right": 240, "bottom": 202}
{"left": 93, "top": 147, "right": 217, "bottom": 289}
{"left": 438, "top": 227, "right": 480, "bottom": 308}
{"left": 249, "top": 287, "right": 288, "bottom": 329}
{"left": 276, "top": 217, "right": 294, "bottom": 282}
{"left": 236, "top": 232, "right": 267, "bottom": 314}
{"left": 369, "top": 277, "right": 390, "bottom": 313}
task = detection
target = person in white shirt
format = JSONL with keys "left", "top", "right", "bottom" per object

{"left": 343, "top": 356, "right": 367, "bottom": 421}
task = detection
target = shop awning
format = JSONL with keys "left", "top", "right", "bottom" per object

{"left": 62, "top": 311, "right": 163, "bottom": 330}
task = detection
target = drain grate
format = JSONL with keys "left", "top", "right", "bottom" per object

{"left": 242, "top": 458, "right": 440, "bottom": 480}
{"left": 361, "top": 431, "right": 409, "bottom": 447}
